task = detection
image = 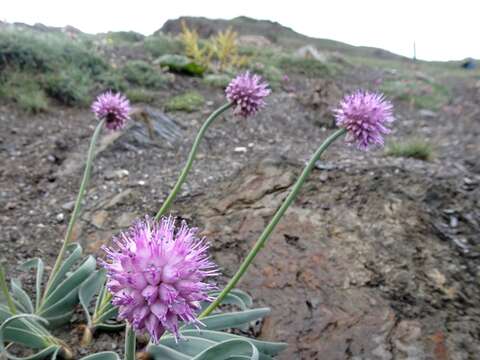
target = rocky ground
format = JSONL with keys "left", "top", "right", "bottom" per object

{"left": 1, "top": 55, "right": 480, "bottom": 359}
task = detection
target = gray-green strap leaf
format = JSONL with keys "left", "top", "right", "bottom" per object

{"left": 0, "top": 314, "right": 58, "bottom": 360}
{"left": 11, "top": 279, "right": 34, "bottom": 314}
{"left": 147, "top": 343, "right": 190, "bottom": 360}
{"left": 184, "top": 308, "right": 270, "bottom": 331}
{"left": 159, "top": 336, "right": 216, "bottom": 356}
{"left": 44, "top": 243, "right": 83, "bottom": 298}
{"left": 41, "top": 255, "right": 96, "bottom": 311}
{"left": 201, "top": 292, "right": 248, "bottom": 312}
{"left": 79, "top": 351, "right": 121, "bottom": 360}
{"left": 191, "top": 339, "right": 259, "bottom": 360}
{"left": 175, "top": 330, "right": 287, "bottom": 356}
{"left": 21, "top": 258, "right": 45, "bottom": 312}
{"left": 79, "top": 269, "right": 107, "bottom": 327}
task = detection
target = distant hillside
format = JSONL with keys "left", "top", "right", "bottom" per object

{"left": 158, "top": 16, "right": 406, "bottom": 60}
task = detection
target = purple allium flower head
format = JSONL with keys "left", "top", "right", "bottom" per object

{"left": 91, "top": 91, "right": 130, "bottom": 131}
{"left": 101, "top": 216, "right": 218, "bottom": 342}
{"left": 225, "top": 71, "right": 271, "bottom": 117}
{"left": 334, "top": 90, "right": 394, "bottom": 150}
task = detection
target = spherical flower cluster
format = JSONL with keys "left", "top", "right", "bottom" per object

{"left": 333, "top": 90, "right": 394, "bottom": 150}
{"left": 102, "top": 216, "right": 218, "bottom": 342}
{"left": 91, "top": 91, "right": 131, "bottom": 131}
{"left": 225, "top": 72, "right": 271, "bottom": 117}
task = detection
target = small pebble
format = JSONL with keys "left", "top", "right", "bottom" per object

{"left": 234, "top": 147, "right": 247, "bottom": 153}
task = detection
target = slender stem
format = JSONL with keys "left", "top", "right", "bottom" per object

{"left": 200, "top": 128, "right": 346, "bottom": 318}
{"left": 0, "top": 264, "right": 16, "bottom": 314}
{"left": 154, "top": 103, "right": 232, "bottom": 220}
{"left": 124, "top": 324, "right": 136, "bottom": 360}
{"left": 43, "top": 120, "right": 105, "bottom": 300}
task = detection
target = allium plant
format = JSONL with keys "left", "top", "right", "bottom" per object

{"left": 43, "top": 92, "right": 131, "bottom": 304}
{"left": 101, "top": 216, "right": 218, "bottom": 343}
{"left": 226, "top": 71, "right": 271, "bottom": 117}
{"left": 334, "top": 90, "right": 394, "bottom": 150}
{"left": 91, "top": 91, "right": 131, "bottom": 131}
{"left": 154, "top": 72, "right": 270, "bottom": 218}
{"left": 201, "top": 90, "right": 395, "bottom": 317}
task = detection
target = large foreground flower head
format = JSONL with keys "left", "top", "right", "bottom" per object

{"left": 102, "top": 216, "right": 218, "bottom": 342}
{"left": 226, "top": 71, "right": 271, "bottom": 117}
{"left": 91, "top": 91, "right": 131, "bottom": 130}
{"left": 334, "top": 90, "right": 394, "bottom": 150}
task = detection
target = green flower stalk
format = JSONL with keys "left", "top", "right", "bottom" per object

{"left": 124, "top": 324, "right": 136, "bottom": 360}
{"left": 201, "top": 90, "right": 395, "bottom": 317}
{"left": 154, "top": 102, "right": 232, "bottom": 220}
{"left": 200, "top": 128, "right": 346, "bottom": 317}
{"left": 44, "top": 91, "right": 131, "bottom": 301}
{"left": 43, "top": 119, "right": 105, "bottom": 299}
{"left": 155, "top": 72, "right": 271, "bottom": 219}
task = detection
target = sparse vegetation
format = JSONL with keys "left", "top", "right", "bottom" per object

{"left": 278, "top": 55, "right": 332, "bottom": 77}
{"left": 0, "top": 72, "right": 49, "bottom": 113}
{"left": 144, "top": 34, "right": 183, "bottom": 57}
{"left": 44, "top": 66, "right": 93, "bottom": 105}
{"left": 126, "top": 88, "right": 156, "bottom": 103}
{"left": 386, "top": 138, "right": 433, "bottom": 160}
{"left": 203, "top": 73, "right": 231, "bottom": 88}
{"left": 96, "top": 70, "right": 128, "bottom": 92}
{"left": 380, "top": 77, "right": 450, "bottom": 110}
{"left": 121, "top": 60, "right": 168, "bottom": 89}
{"left": 165, "top": 91, "right": 205, "bottom": 112}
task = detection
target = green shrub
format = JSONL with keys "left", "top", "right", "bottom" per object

{"left": 386, "top": 139, "right": 433, "bottom": 161}
{"left": 122, "top": 60, "right": 168, "bottom": 89}
{"left": 165, "top": 91, "right": 204, "bottom": 112}
{"left": 44, "top": 66, "right": 92, "bottom": 106}
{"left": 0, "top": 30, "right": 55, "bottom": 71}
{"left": 156, "top": 54, "right": 206, "bottom": 76}
{"left": 0, "top": 72, "right": 49, "bottom": 113}
{"left": 126, "top": 88, "right": 156, "bottom": 103}
{"left": 144, "top": 35, "right": 183, "bottom": 57}
{"left": 15, "top": 88, "right": 49, "bottom": 113}
{"left": 0, "top": 29, "right": 107, "bottom": 75}
{"left": 96, "top": 70, "right": 128, "bottom": 92}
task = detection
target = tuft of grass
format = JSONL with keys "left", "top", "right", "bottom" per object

{"left": 121, "top": 60, "right": 168, "bottom": 89}
{"left": 386, "top": 139, "right": 433, "bottom": 161}
{"left": 165, "top": 91, "right": 205, "bottom": 112}
{"left": 126, "top": 88, "right": 156, "bottom": 104}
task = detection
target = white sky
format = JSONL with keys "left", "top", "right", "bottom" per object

{"left": 2, "top": 0, "right": 479, "bottom": 61}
